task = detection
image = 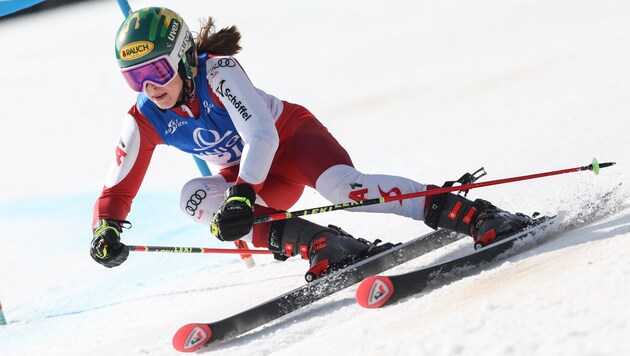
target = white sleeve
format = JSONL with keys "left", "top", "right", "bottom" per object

{"left": 104, "top": 114, "right": 142, "bottom": 188}
{"left": 206, "top": 56, "right": 280, "bottom": 186}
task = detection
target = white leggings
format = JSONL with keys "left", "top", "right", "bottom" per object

{"left": 179, "top": 164, "right": 427, "bottom": 242}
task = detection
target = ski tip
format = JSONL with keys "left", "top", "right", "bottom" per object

{"left": 356, "top": 276, "right": 394, "bottom": 309}
{"left": 172, "top": 323, "right": 212, "bottom": 353}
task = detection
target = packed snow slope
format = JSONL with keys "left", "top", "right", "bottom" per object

{"left": 1, "top": 0, "right": 629, "bottom": 355}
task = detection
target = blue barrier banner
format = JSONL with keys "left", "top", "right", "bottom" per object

{"left": 0, "top": 0, "right": 46, "bottom": 17}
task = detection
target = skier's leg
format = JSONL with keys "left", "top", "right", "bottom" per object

{"left": 315, "top": 164, "right": 428, "bottom": 220}
{"left": 180, "top": 175, "right": 231, "bottom": 225}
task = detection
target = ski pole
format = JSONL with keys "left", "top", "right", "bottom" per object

{"left": 254, "top": 159, "right": 616, "bottom": 223}
{"left": 127, "top": 159, "right": 614, "bottom": 255}
{"left": 128, "top": 245, "right": 272, "bottom": 255}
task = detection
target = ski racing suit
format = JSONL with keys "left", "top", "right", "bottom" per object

{"left": 93, "top": 53, "right": 428, "bottom": 247}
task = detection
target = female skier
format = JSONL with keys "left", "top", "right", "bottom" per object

{"left": 90, "top": 7, "right": 530, "bottom": 280}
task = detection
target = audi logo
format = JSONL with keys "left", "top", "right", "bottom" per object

{"left": 185, "top": 189, "right": 207, "bottom": 216}
{"left": 211, "top": 58, "right": 236, "bottom": 71}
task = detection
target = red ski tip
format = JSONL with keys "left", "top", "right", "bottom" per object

{"left": 172, "top": 323, "right": 212, "bottom": 352}
{"left": 356, "top": 276, "right": 394, "bottom": 309}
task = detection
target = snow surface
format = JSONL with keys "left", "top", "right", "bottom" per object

{"left": 1, "top": 0, "right": 629, "bottom": 355}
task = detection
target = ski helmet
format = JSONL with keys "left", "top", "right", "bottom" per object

{"left": 115, "top": 7, "right": 197, "bottom": 92}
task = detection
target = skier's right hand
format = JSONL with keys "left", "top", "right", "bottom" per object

{"left": 211, "top": 184, "right": 256, "bottom": 241}
{"left": 90, "top": 219, "right": 129, "bottom": 268}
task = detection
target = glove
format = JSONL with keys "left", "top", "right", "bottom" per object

{"left": 90, "top": 219, "right": 130, "bottom": 268}
{"left": 211, "top": 184, "right": 256, "bottom": 241}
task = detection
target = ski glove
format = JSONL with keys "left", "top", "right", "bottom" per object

{"left": 211, "top": 184, "right": 256, "bottom": 241}
{"left": 90, "top": 219, "right": 130, "bottom": 268}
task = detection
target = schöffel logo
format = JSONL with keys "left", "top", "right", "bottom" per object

{"left": 120, "top": 41, "right": 154, "bottom": 61}
{"left": 215, "top": 80, "right": 253, "bottom": 121}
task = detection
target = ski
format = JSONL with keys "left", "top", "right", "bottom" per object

{"left": 172, "top": 228, "right": 464, "bottom": 352}
{"left": 356, "top": 187, "right": 622, "bottom": 309}
{"left": 356, "top": 217, "right": 555, "bottom": 308}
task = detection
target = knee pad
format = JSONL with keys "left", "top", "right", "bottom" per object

{"left": 179, "top": 176, "right": 230, "bottom": 225}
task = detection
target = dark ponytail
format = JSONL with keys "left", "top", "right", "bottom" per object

{"left": 195, "top": 17, "right": 242, "bottom": 55}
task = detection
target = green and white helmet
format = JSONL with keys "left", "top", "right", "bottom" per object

{"left": 115, "top": 7, "right": 197, "bottom": 92}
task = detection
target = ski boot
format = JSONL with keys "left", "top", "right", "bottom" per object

{"left": 268, "top": 218, "right": 398, "bottom": 282}
{"left": 424, "top": 193, "right": 532, "bottom": 249}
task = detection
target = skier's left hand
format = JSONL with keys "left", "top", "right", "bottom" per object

{"left": 211, "top": 184, "right": 256, "bottom": 241}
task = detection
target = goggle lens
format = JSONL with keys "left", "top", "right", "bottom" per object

{"left": 120, "top": 57, "right": 176, "bottom": 92}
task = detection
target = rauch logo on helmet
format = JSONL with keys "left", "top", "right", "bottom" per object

{"left": 120, "top": 41, "right": 154, "bottom": 61}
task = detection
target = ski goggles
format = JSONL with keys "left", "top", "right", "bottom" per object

{"left": 120, "top": 55, "right": 178, "bottom": 92}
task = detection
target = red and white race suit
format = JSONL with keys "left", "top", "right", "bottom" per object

{"left": 94, "top": 54, "right": 428, "bottom": 247}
